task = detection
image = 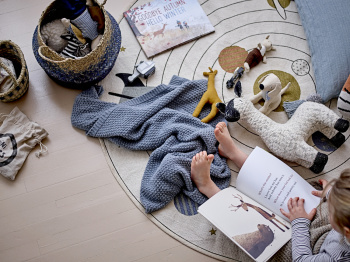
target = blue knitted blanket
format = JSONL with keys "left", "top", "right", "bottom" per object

{"left": 71, "top": 75, "right": 231, "bottom": 213}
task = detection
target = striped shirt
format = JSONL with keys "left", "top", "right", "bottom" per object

{"left": 291, "top": 218, "right": 350, "bottom": 261}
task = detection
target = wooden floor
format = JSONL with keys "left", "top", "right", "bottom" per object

{"left": 0, "top": 0, "right": 219, "bottom": 261}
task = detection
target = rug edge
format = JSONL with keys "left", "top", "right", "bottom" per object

{"left": 99, "top": 138, "right": 238, "bottom": 262}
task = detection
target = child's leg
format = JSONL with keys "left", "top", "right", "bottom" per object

{"left": 214, "top": 122, "right": 248, "bottom": 168}
{"left": 191, "top": 151, "right": 220, "bottom": 198}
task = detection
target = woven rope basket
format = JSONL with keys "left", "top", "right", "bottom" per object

{"left": 32, "top": 0, "right": 121, "bottom": 89}
{"left": 0, "top": 40, "right": 29, "bottom": 102}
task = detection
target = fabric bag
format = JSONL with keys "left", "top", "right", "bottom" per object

{"left": 0, "top": 107, "right": 48, "bottom": 180}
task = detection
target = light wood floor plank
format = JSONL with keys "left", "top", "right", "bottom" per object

{"left": 0, "top": 0, "right": 218, "bottom": 260}
{"left": 133, "top": 245, "right": 221, "bottom": 262}
{"left": 0, "top": 241, "right": 40, "bottom": 262}
{"left": 26, "top": 220, "right": 179, "bottom": 262}
{"left": 0, "top": 195, "right": 137, "bottom": 252}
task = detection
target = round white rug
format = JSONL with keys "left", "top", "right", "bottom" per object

{"left": 98, "top": 0, "right": 350, "bottom": 260}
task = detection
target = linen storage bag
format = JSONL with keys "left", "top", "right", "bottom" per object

{"left": 0, "top": 107, "right": 48, "bottom": 180}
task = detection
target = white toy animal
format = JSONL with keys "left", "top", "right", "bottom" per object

{"left": 40, "top": 19, "right": 68, "bottom": 52}
{"left": 250, "top": 73, "right": 291, "bottom": 115}
{"left": 216, "top": 95, "right": 349, "bottom": 173}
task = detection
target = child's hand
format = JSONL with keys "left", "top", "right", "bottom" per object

{"left": 280, "top": 197, "right": 317, "bottom": 222}
{"left": 311, "top": 179, "right": 329, "bottom": 198}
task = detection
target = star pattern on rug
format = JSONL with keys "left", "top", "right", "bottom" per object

{"left": 209, "top": 228, "right": 217, "bottom": 235}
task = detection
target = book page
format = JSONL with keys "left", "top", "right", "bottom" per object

{"left": 198, "top": 187, "right": 291, "bottom": 262}
{"left": 236, "top": 147, "right": 320, "bottom": 219}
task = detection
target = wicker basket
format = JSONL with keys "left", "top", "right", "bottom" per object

{"left": 0, "top": 40, "right": 29, "bottom": 102}
{"left": 32, "top": 0, "right": 121, "bottom": 89}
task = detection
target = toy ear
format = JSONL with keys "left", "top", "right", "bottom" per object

{"left": 266, "top": 35, "right": 270, "bottom": 39}
{"left": 216, "top": 102, "right": 226, "bottom": 114}
{"left": 234, "top": 81, "right": 242, "bottom": 97}
{"left": 258, "top": 74, "right": 269, "bottom": 84}
{"left": 61, "top": 18, "right": 70, "bottom": 27}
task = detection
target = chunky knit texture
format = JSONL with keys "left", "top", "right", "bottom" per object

{"left": 219, "top": 97, "right": 346, "bottom": 172}
{"left": 71, "top": 76, "right": 231, "bottom": 213}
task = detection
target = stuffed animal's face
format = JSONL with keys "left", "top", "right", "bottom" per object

{"left": 216, "top": 98, "right": 249, "bottom": 122}
{"left": 258, "top": 73, "right": 282, "bottom": 92}
{"left": 261, "top": 35, "right": 275, "bottom": 52}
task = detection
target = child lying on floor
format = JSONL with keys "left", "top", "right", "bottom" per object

{"left": 191, "top": 122, "right": 350, "bottom": 261}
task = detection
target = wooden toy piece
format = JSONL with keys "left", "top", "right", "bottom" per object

{"left": 193, "top": 67, "right": 222, "bottom": 123}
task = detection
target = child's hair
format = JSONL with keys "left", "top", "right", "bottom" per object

{"left": 323, "top": 168, "right": 350, "bottom": 234}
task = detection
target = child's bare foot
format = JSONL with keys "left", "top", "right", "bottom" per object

{"left": 191, "top": 151, "right": 220, "bottom": 198}
{"left": 214, "top": 122, "right": 236, "bottom": 158}
{"left": 214, "top": 122, "right": 248, "bottom": 168}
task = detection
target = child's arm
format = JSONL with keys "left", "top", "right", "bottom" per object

{"left": 291, "top": 218, "right": 313, "bottom": 259}
{"left": 290, "top": 219, "right": 339, "bottom": 262}
{"left": 281, "top": 197, "right": 336, "bottom": 262}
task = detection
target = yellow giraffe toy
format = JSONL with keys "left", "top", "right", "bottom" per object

{"left": 193, "top": 67, "right": 222, "bottom": 123}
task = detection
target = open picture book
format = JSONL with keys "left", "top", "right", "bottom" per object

{"left": 198, "top": 146, "right": 320, "bottom": 262}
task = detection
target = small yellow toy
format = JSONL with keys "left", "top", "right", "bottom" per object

{"left": 193, "top": 67, "right": 222, "bottom": 123}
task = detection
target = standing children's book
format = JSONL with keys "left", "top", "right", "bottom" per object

{"left": 198, "top": 146, "right": 320, "bottom": 262}
{"left": 123, "top": 0, "right": 215, "bottom": 58}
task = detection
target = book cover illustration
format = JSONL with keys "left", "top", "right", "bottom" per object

{"left": 123, "top": 0, "right": 215, "bottom": 58}
{"left": 198, "top": 187, "right": 291, "bottom": 262}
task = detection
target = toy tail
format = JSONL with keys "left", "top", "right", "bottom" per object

{"left": 283, "top": 100, "right": 305, "bottom": 118}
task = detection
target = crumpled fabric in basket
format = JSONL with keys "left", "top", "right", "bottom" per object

{"left": 71, "top": 76, "right": 231, "bottom": 213}
{"left": 0, "top": 57, "right": 16, "bottom": 94}
{"left": 0, "top": 107, "right": 49, "bottom": 180}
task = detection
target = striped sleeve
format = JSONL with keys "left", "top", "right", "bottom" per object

{"left": 291, "top": 218, "right": 332, "bottom": 262}
{"left": 291, "top": 218, "right": 350, "bottom": 261}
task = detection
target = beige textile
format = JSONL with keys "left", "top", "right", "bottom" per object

{"left": 0, "top": 57, "right": 16, "bottom": 94}
{"left": 0, "top": 107, "right": 48, "bottom": 180}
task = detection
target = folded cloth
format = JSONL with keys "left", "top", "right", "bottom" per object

{"left": 0, "top": 57, "right": 16, "bottom": 94}
{"left": 71, "top": 76, "right": 231, "bottom": 213}
{"left": 0, "top": 107, "right": 49, "bottom": 180}
{"left": 71, "top": 8, "right": 99, "bottom": 40}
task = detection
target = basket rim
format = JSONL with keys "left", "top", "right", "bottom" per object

{"left": 0, "top": 40, "right": 28, "bottom": 97}
{"left": 37, "top": 0, "right": 110, "bottom": 64}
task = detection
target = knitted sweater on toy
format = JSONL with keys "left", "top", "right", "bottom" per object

{"left": 71, "top": 76, "right": 231, "bottom": 213}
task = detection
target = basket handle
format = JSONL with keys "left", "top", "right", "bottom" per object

{"left": 0, "top": 60, "right": 18, "bottom": 86}
{"left": 38, "top": 46, "right": 70, "bottom": 63}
